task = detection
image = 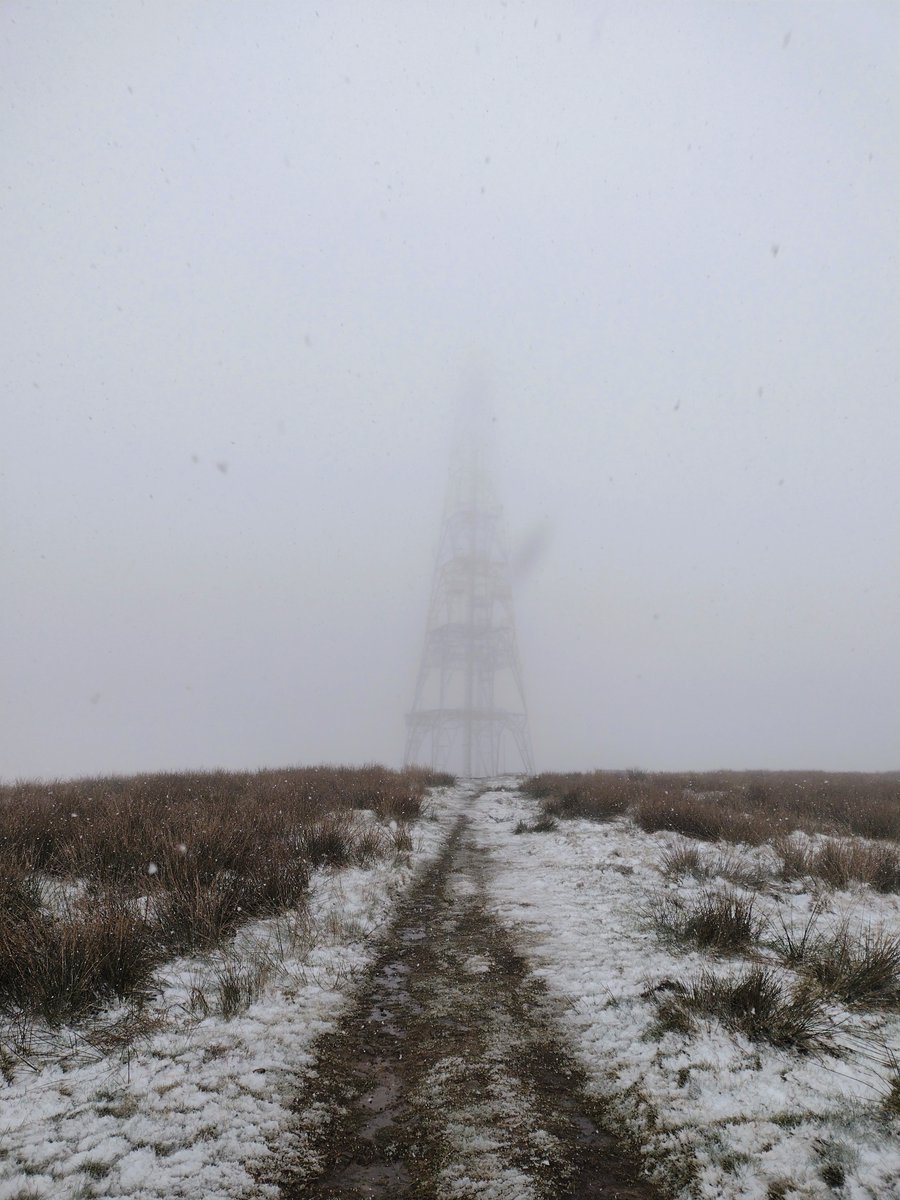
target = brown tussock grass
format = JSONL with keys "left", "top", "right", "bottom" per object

{"left": 776, "top": 836, "right": 900, "bottom": 893}
{"left": 650, "top": 887, "right": 762, "bottom": 955}
{"left": 527, "top": 769, "right": 899, "bottom": 845}
{"left": 0, "top": 763, "right": 448, "bottom": 1022}
{"left": 652, "top": 967, "right": 835, "bottom": 1054}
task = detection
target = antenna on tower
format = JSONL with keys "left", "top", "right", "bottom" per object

{"left": 405, "top": 439, "right": 535, "bottom": 778}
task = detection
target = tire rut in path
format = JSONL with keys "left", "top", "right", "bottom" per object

{"left": 269, "top": 814, "right": 663, "bottom": 1199}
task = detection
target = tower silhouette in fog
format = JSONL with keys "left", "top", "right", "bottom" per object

{"left": 405, "top": 444, "right": 534, "bottom": 778}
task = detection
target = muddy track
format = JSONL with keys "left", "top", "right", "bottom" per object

{"left": 266, "top": 813, "right": 663, "bottom": 1199}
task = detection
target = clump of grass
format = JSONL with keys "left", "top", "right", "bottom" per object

{"left": 0, "top": 900, "right": 163, "bottom": 1023}
{"left": 774, "top": 835, "right": 813, "bottom": 881}
{"left": 777, "top": 836, "right": 900, "bottom": 893}
{"left": 651, "top": 888, "right": 761, "bottom": 954}
{"left": 770, "top": 911, "right": 900, "bottom": 1009}
{"left": 351, "top": 825, "right": 390, "bottom": 866}
{"left": 660, "top": 845, "right": 774, "bottom": 889}
{"left": 812, "top": 1138, "right": 857, "bottom": 1189}
{"left": 81, "top": 1160, "right": 112, "bottom": 1181}
{"left": 767, "top": 904, "right": 826, "bottom": 967}
{"left": 298, "top": 814, "right": 356, "bottom": 867}
{"left": 155, "top": 869, "right": 258, "bottom": 953}
{"left": 662, "top": 966, "right": 833, "bottom": 1053}
{"left": 151, "top": 841, "right": 311, "bottom": 955}
{"left": 214, "top": 951, "right": 272, "bottom": 1019}
{"left": 660, "top": 844, "right": 709, "bottom": 878}
{"left": 804, "top": 926, "right": 900, "bottom": 1009}
{"left": 247, "top": 846, "right": 310, "bottom": 913}
{"left": 712, "top": 850, "right": 775, "bottom": 889}
{"left": 298, "top": 815, "right": 398, "bottom": 869}
{"left": 391, "top": 823, "right": 413, "bottom": 853}
{"left": 650, "top": 994, "right": 695, "bottom": 1038}
{"left": 514, "top": 813, "right": 558, "bottom": 835}
{"left": 809, "top": 840, "right": 866, "bottom": 888}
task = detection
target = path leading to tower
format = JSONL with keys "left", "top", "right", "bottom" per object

{"left": 266, "top": 802, "right": 662, "bottom": 1199}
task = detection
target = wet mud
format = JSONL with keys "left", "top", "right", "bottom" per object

{"left": 267, "top": 814, "right": 665, "bottom": 1199}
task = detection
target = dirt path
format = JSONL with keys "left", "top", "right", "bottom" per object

{"left": 266, "top": 812, "right": 664, "bottom": 1199}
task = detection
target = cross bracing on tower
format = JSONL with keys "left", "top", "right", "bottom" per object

{"left": 405, "top": 445, "right": 534, "bottom": 778}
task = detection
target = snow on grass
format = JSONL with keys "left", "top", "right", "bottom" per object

{"left": 472, "top": 785, "right": 900, "bottom": 1200}
{"left": 0, "top": 785, "right": 471, "bottom": 1200}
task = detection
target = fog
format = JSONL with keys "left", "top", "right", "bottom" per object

{"left": 2, "top": 1, "right": 898, "bottom": 780}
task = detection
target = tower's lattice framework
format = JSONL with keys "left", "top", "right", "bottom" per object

{"left": 405, "top": 447, "right": 534, "bottom": 777}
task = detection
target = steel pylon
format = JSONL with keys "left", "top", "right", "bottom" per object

{"left": 405, "top": 445, "right": 534, "bottom": 778}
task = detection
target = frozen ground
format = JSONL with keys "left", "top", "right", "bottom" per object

{"left": 0, "top": 784, "right": 470, "bottom": 1200}
{"left": 470, "top": 785, "right": 900, "bottom": 1200}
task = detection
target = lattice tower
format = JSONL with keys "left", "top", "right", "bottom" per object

{"left": 405, "top": 446, "right": 534, "bottom": 777}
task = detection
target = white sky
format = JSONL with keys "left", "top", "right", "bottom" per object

{"left": 2, "top": 0, "right": 898, "bottom": 779}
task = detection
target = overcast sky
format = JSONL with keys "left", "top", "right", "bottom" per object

{"left": 2, "top": 1, "right": 898, "bottom": 781}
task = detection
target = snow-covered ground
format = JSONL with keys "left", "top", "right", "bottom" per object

{"left": 0, "top": 784, "right": 472, "bottom": 1200}
{"left": 6, "top": 778, "right": 898, "bottom": 1199}
{"left": 471, "top": 786, "right": 900, "bottom": 1200}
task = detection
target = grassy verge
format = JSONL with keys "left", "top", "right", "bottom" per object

{"left": 0, "top": 764, "right": 451, "bottom": 1024}
{"left": 525, "top": 769, "right": 900, "bottom": 844}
